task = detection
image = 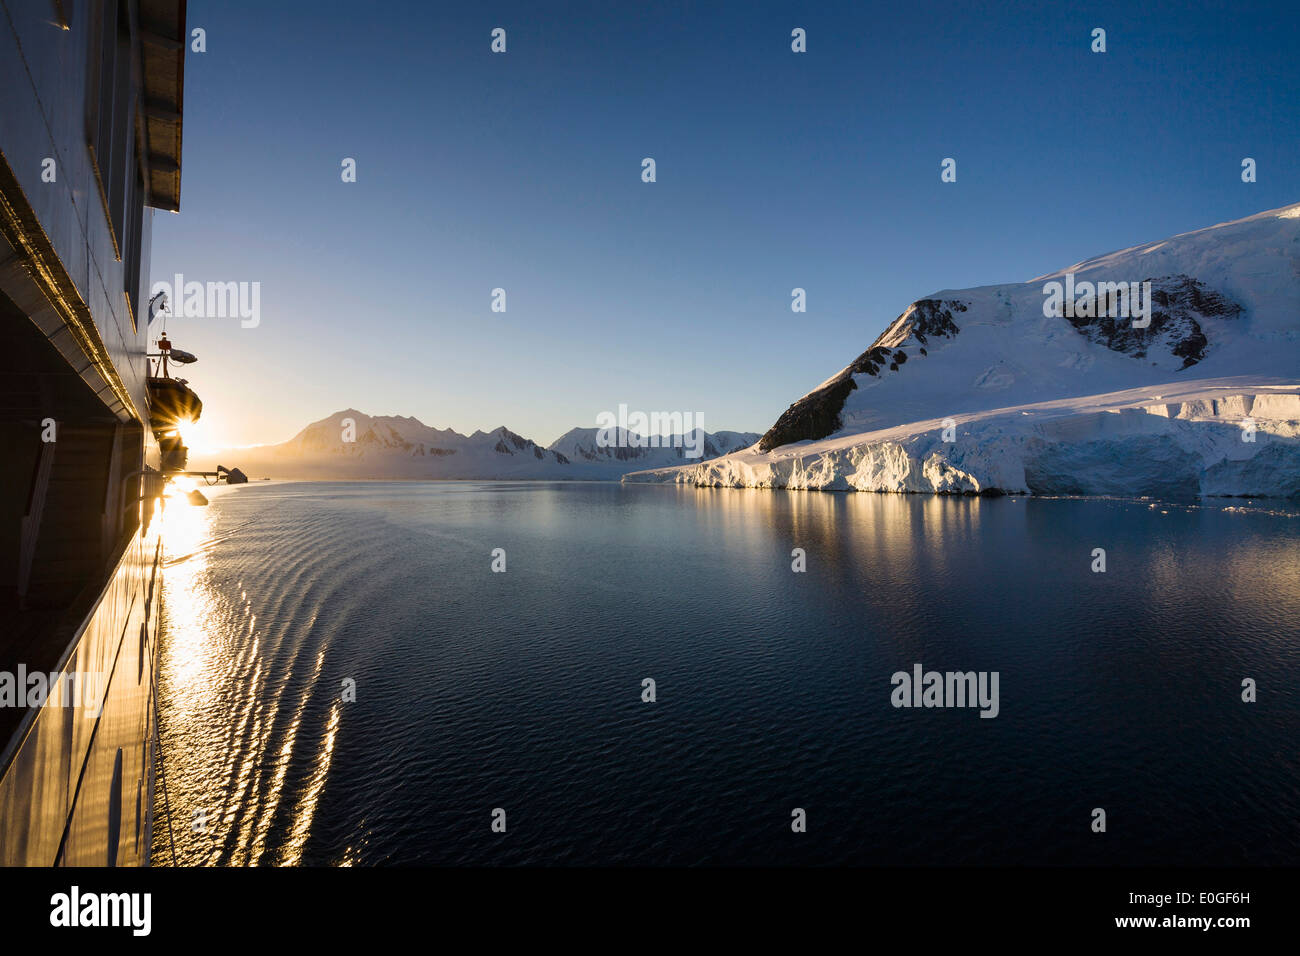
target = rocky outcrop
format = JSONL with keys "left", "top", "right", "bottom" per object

{"left": 491, "top": 427, "right": 569, "bottom": 464}
{"left": 1063, "top": 274, "right": 1241, "bottom": 369}
{"left": 758, "top": 299, "right": 966, "bottom": 451}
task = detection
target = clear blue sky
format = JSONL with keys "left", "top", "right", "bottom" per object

{"left": 151, "top": 0, "right": 1300, "bottom": 449}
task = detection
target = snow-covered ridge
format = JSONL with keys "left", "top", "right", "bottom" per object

{"left": 550, "top": 426, "right": 756, "bottom": 465}
{"left": 627, "top": 203, "right": 1300, "bottom": 498}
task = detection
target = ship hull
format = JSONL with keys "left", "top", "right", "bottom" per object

{"left": 0, "top": 513, "right": 163, "bottom": 866}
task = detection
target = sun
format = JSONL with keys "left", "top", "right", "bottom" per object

{"left": 174, "top": 416, "right": 211, "bottom": 455}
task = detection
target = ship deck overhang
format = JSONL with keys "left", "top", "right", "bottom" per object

{"left": 139, "top": 0, "right": 187, "bottom": 212}
{"left": 0, "top": 169, "right": 142, "bottom": 425}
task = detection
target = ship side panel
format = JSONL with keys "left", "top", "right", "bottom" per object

{"left": 0, "top": 517, "right": 161, "bottom": 866}
{"left": 58, "top": 525, "right": 159, "bottom": 866}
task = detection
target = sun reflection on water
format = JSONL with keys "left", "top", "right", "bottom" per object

{"left": 282, "top": 699, "right": 342, "bottom": 867}
{"left": 157, "top": 494, "right": 219, "bottom": 728}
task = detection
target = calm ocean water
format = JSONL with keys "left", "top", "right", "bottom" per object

{"left": 154, "top": 482, "right": 1300, "bottom": 865}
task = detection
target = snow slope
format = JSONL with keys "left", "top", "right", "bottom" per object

{"left": 194, "top": 409, "right": 759, "bottom": 481}
{"left": 626, "top": 204, "right": 1300, "bottom": 498}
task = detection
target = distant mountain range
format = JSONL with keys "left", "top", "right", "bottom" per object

{"left": 191, "top": 410, "right": 759, "bottom": 480}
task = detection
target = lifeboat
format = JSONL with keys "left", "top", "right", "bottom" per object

{"left": 147, "top": 333, "right": 203, "bottom": 471}
{"left": 146, "top": 375, "right": 203, "bottom": 432}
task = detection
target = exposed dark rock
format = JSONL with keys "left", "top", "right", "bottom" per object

{"left": 497, "top": 427, "right": 530, "bottom": 451}
{"left": 1063, "top": 274, "right": 1240, "bottom": 369}
{"left": 758, "top": 299, "right": 966, "bottom": 451}
{"left": 888, "top": 298, "right": 965, "bottom": 344}
{"left": 758, "top": 376, "right": 858, "bottom": 453}
{"left": 495, "top": 427, "right": 559, "bottom": 459}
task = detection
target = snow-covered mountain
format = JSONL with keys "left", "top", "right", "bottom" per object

{"left": 195, "top": 410, "right": 759, "bottom": 480}
{"left": 626, "top": 203, "right": 1300, "bottom": 498}
{"left": 550, "top": 426, "right": 756, "bottom": 468}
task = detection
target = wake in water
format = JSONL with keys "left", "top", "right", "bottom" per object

{"left": 154, "top": 497, "right": 368, "bottom": 865}
{"left": 162, "top": 521, "right": 254, "bottom": 568}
